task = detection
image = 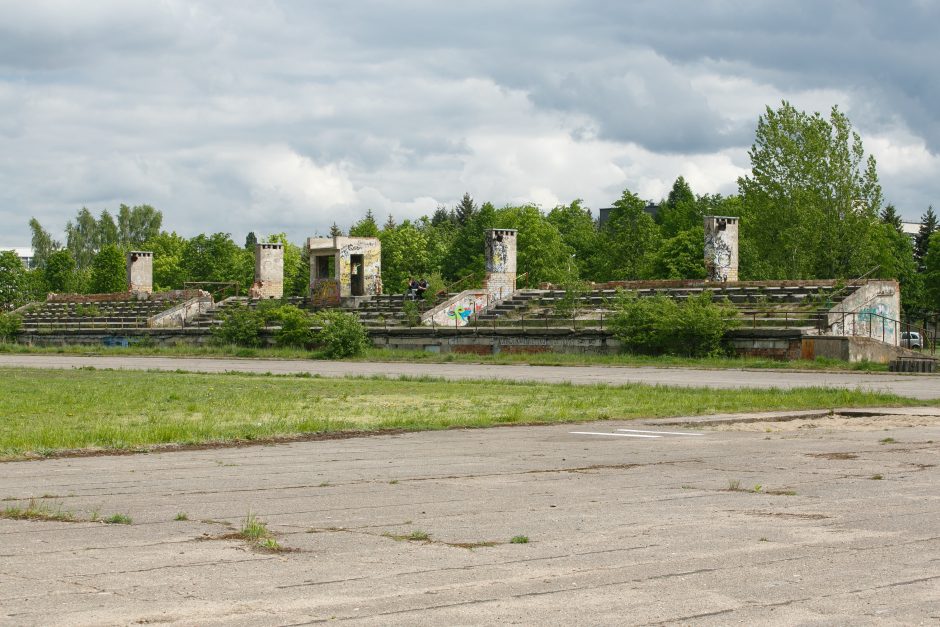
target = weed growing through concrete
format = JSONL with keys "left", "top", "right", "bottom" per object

{"left": 879, "top": 438, "right": 897, "bottom": 444}
{"left": 1, "top": 499, "right": 75, "bottom": 522}
{"left": 239, "top": 512, "right": 269, "bottom": 542}
{"left": 383, "top": 529, "right": 431, "bottom": 542}
{"left": 510, "top": 535, "right": 529, "bottom": 544}
{"left": 727, "top": 479, "right": 742, "bottom": 491}
{"left": 104, "top": 513, "right": 132, "bottom": 525}
{"left": 175, "top": 512, "right": 189, "bottom": 521}
{"left": 871, "top": 474, "right": 884, "bottom": 480}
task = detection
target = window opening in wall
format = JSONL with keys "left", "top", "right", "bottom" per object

{"left": 350, "top": 254, "right": 365, "bottom": 296}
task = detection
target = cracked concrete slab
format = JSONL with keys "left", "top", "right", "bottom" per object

{"left": 0, "top": 413, "right": 938, "bottom": 625}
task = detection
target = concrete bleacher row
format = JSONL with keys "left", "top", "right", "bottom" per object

{"left": 13, "top": 282, "right": 862, "bottom": 333}
{"left": 18, "top": 300, "right": 184, "bottom": 332}
{"left": 474, "top": 283, "right": 859, "bottom": 330}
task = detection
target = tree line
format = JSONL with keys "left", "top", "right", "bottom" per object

{"left": 2, "top": 102, "right": 939, "bottom": 318}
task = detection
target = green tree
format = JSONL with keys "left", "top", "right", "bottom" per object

{"left": 144, "top": 231, "right": 187, "bottom": 291}
{"left": 379, "top": 220, "right": 432, "bottom": 293}
{"left": 914, "top": 206, "right": 938, "bottom": 271}
{"left": 494, "top": 205, "right": 572, "bottom": 285}
{"left": 65, "top": 208, "right": 100, "bottom": 270}
{"left": 590, "top": 189, "right": 661, "bottom": 281}
{"left": 349, "top": 210, "right": 380, "bottom": 237}
{"left": 546, "top": 200, "right": 597, "bottom": 277}
{"left": 455, "top": 192, "right": 477, "bottom": 226}
{"left": 657, "top": 176, "right": 700, "bottom": 238}
{"left": 97, "top": 210, "right": 119, "bottom": 248}
{"left": 43, "top": 250, "right": 77, "bottom": 293}
{"left": 244, "top": 231, "right": 258, "bottom": 250}
{"left": 924, "top": 232, "right": 940, "bottom": 311}
{"left": 650, "top": 227, "right": 707, "bottom": 279}
{"left": 738, "top": 102, "right": 883, "bottom": 280}
{"left": 880, "top": 204, "right": 903, "bottom": 234}
{"left": 181, "top": 233, "right": 250, "bottom": 290}
{"left": 89, "top": 245, "right": 127, "bottom": 294}
{"left": 117, "top": 204, "right": 162, "bottom": 247}
{"left": 329, "top": 222, "right": 343, "bottom": 237}
{"left": 440, "top": 202, "right": 496, "bottom": 282}
{"left": 0, "top": 250, "right": 28, "bottom": 309}
{"left": 28, "top": 218, "right": 59, "bottom": 270}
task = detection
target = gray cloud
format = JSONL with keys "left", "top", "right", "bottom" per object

{"left": 1, "top": 0, "right": 938, "bottom": 248}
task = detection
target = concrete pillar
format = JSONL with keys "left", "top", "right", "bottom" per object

{"left": 704, "top": 216, "right": 739, "bottom": 282}
{"left": 483, "top": 228, "right": 517, "bottom": 298}
{"left": 251, "top": 243, "right": 284, "bottom": 299}
{"left": 126, "top": 251, "right": 153, "bottom": 293}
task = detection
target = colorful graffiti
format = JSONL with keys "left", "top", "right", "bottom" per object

{"left": 311, "top": 278, "right": 340, "bottom": 306}
{"left": 446, "top": 305, "right": 474, "bottom": 322}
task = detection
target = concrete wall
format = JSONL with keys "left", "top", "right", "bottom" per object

{"left": 703, "top": 217, "right": 738, "bottom": 282}
{"left": 827, "top": 280, "right": 901, "bottom": 346}
{"left": 484, "top": 229, "right": 517, "bottom": 300}
{"left": 802, "top": 334, "right": 923, "bottom": 363}
{"left": 250, "top": 243, "right": 284, "bottom": 299}
{"left": 126, "top": 251, "right": 153, "bottom": 294}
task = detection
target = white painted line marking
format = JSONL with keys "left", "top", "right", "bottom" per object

{"left": 569, "top": 431, "right": 661, "bottom": 438}
{"left": 616, "top": 429, "right": 704, "bottom": 437}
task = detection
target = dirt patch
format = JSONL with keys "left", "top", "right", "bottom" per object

{"left": 707, "top": 414, "right": 940, "bottom": 433}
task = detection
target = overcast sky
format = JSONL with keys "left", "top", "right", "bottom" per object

{"left": 2, "top": 0, "right": 938, "bottom": 248}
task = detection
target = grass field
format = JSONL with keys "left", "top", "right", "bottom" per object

{"left": 0, "top": 367, "right": 928, "bottom": 460}
{"left": 0, "top": 342, "right": 893, "bottom": 371}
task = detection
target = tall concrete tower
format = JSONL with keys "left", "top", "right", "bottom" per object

{"left": 251, "top": 242, "right": 284, "bottom": 299}
{"left": 126, "top": 251, "right": 153, "bottom": 294}
{"left": 704, "top": 216, "right": 739, "bottom": 282}
{"left": 484, "top": 228, "right": 517, "bottom": 298}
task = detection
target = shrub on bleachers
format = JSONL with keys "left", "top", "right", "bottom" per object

{"left": 211, "top": 302, "right": 264, "bottom": 347}
{"left": 0, "top": 312, "right": 21, "bottom": 342}
{"left": 311, "top": 310, "right": 368, "bottom": 358}
{"left": 273, "top": 304, "right": 313, "bottom": 348}
{"left": 609, "top": 290, "right": 737, "bottom": 357}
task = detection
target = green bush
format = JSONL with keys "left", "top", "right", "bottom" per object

{"left": 608, "top": 290, "right": 737, "bottom": 357}
{"left": 211, "top": 303, "right": 264, "bottom": 347}
{"left": 0, "top": 312, "right": 22, "bottom": 342}
{"left": 274, "top": 304, "right": 313, "bottom": 348}
{"left": 553, "top": 279, "right": 589, "bottom": 320}
{"left": 311, "top": 310, "right": 368, "bottom": 358}
{"left": 402, "top": 300, "right": 421, "bottom": 327}
{"left": 422, "top": 272, "right": 447, "bottom": 306}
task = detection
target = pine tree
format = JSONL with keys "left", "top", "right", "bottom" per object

{"left": 383, "top": 214, "right": 397, "bottom": 231}
{"left": 349, "top": 210, "right": 380, "bottom": 238}
{"left": 329, "top": 222, "right": 343, "bottom": 237}
{"left": 880, "top": 204, "right": 903, "bottom": 234}
{"left": 455, "top": 193, "right": 477, "bottom": 226}
{"left": 914, "top": 206, "right": 938, "bottom": 270}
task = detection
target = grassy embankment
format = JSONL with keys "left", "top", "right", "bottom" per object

{"left": 0, "top": 342, "right": 892, "bottom": 371}
{"left": 0, "top": 366, "right": 929, "bottom": 460}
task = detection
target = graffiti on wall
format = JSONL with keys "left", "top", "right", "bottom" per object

{"left": 311, "top": 279, "right": 340, "bottom": 306}
{"left": 488, "top": 240, "right": 508, "bottom": 273}
{"left": 704, "top": 232, "right": 733, "bottom": 282}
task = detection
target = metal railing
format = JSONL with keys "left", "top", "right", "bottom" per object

{"left": 827, "top": 309, "right": 936, "bottom": 354}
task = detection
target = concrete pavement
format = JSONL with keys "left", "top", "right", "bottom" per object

{"left": 1, "top": 410, "right": 939, "bottom": 625}
{"left": 1, "top": 353, "right": 939, "bottom": 399}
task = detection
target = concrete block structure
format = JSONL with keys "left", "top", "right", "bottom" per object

{"left": 704, "top": 216, "right": 739, "bottom": 282}
{"left": 483, "top": 229, "right": 517, "bottom": 299}
{"left": 308, "top": 236, "right": 382, "bottom": 305}
{"left": 126, "top": 251, "right": 153, "bottom": 294}
{"left": 249, "top": 243, "right": 284, "bottom": 299}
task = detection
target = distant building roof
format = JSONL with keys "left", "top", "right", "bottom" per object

{"left": 901, "top": 221, "right": 921, "bottom": 237}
